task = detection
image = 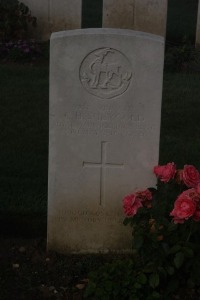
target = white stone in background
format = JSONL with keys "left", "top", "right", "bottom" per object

{"left": 103, "top": 0, "right": 168, "bottom": 36}
{"left": 22, "top": 0, "right": 82, "bottom": 40}
{"left": 48, "top": 28, "right": 164, "bottom": 254}
{"left": 103, "top": 0, "right": 135, "bottom": 29}
{"left": 196, "top": 0, "right": 200, "bottom": 48}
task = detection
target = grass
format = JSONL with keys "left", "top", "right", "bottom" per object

{"left": 0, "top": 0, "right": 200, "bottom": 235}
{"left": 1, "top": 63, "right": 200, "bottom": 227}
{"left": 0, "top": 64, "right": 49, "bottom": 218}
{"left": 166, "top": 0, "right": 198, "bottom": 44}
{"left": 160, "top": 72, "right": 200, "bottom": 166}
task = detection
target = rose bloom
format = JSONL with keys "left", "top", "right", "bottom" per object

{"left": 181, "top": 165, "right": 200, "bottom": 188}
{"left": 136, "top": 189, "right": 152, "bottom": 208}
{"left": 185, "top": 188, "right": 200, "bottom": 203}
{"left": 193, "top": 210, "right": 200, "bottom": 222}
{"left": 153, "top": 162, "right": 176, "bottom": 183}
{"left": 188, "top": 187, "right": 200, "bottom": 222}
{"left": 123, "top": 194, "right": 143, "bottom": 217}
{"left": 196, "top": 183, "right": 200, "bottom": 195}
{"left": 170, "top": 191, "right": 196, "bottom": 223}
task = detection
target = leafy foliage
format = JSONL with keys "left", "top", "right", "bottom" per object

{"left": 0, "top": 0, "right": 37, "bottom": 41}
{"left": 165, "top": 38, "right": 200, "bottom": 72}
{"left": 0, "top": 39, "right": 41, "bottom": 62}
{"left": 85, "top": 163, "right": 200, "bottom": 299}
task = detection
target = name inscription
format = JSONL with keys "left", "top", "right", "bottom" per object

{"left": 52, "top": 109, "right": 155, "bottom": 138}
{"left": 54, "top": 210, "right": 124, "bottom": 224}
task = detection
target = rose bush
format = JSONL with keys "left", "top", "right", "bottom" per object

{"left": 121, "top": 162, "right": 200, "bottom": 299}
{"left": 153, "top": 162, "right": 176, "bottom": 182}
{"left": 181, "top": 165, "right": 200, "bottom": 188}
{"left": 85, "top": 163, "right": 200, "bottom": 300}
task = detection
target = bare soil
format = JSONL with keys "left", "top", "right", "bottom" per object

{"left": 0, "top": 238, "right": 88, "bottom": 300}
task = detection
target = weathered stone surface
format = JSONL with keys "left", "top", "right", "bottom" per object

{"left": 48, "top": 28, "right": 164, "bottom": 254}
{"left": 103, "top": 0, "right": 168, "bottom": 36}
{"left": 22, "top": 0, "right": 82, "bottom": 40}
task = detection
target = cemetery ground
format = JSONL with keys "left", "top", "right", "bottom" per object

{"left": 1, "top": 54, "right": 200, "bottom": 299}
{"left": 1, "top": 1, "right": 200, "bottom": 299}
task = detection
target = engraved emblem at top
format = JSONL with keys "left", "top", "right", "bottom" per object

{"left": 80, "top": 48, "right": 132, "bottom": 99}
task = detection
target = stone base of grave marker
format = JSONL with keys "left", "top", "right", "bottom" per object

{"left": 48, "top": 28, "right": 164, "bottom": 254}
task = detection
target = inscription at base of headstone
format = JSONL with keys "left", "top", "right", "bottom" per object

{"left": 48, "top": 28, "right": 164, "bottom": 254}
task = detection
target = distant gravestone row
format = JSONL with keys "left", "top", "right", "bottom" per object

{"left": 22, "top": 0, "right": 200, "bottom": 46}
{"left": 103, "top": 0, "right": 168, "bottom": 37}
{"left": 23, "top": 0, "right": 168, "bottom": 40}
{"left": 196, "top": 0, "right": 200, "bottom": 47}
{"left": 22, "top": 0, "right": 82, "bottom": 40}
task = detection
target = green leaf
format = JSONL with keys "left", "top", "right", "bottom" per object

{"left": 134, "top": 282, "right": 142, "bottom": 289}
{"left": 165, "top": 278, "right": 179, "bottom": 294}
{"left": 129, "top": 296, "right": 139, "bottom": 300}
{"left": 167, "top": 223, "right": 177, "bottom": 232}
{"left": 187, "top": 278, "right": 195, "bottom": 288}
{"left": 151, "top": 291, "right": 161, "bottom": 299}
{"left": 149, "top": 272, "right": 160, "bottom": 289}
{"left": 182, "top": 246, "right": 194, "bottom": 257}
{"left": 84, "top": 282, "right": 96, "bottom": 297}
{"left": 169, "top": 245, "right": 181, "bottom": 254}
{"left": 133, "top": 235, "right": 144, "bottom": 250}
{"left": 123, "top": 217, "right": 132, "bottom": 226}
{"left": 174, "top": 252, "right": 184, "bottom": 269}
{"left": 166, "top": 265, "right": 174, "bottom": 275}
{"left": 137, "top": 273, "right": 147, "bottom": 284}
{"left": 158, "top": 266, "right": 167, "bottom": 278}
{"left": 143, "top": 262, "right": 155, "bottom": 273}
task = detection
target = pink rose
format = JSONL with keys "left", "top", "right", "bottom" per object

{"left": 193, "top": 210, "right": 200, "bottom": 222}
{"left": 181, "top": 165, "right": 200, "bottom": 188}
{"left": 185, "top": 188, "right": 200, "bottom": 203}
{"left": 123, "top": 194, "right": 143, "bottom": 217}
{"left": 170, "top": 191, "right": 196, "bottom": 223}
{"left": 171, "top": 217, "right": 185, "bottom": 224}
{"left": 189, "top": 188, "right": 200, "bottom": 221}
{"left": 153, "top": 162, "right": 176, "bottom": 182}
{"left": 196, "top": 183, "right": 200, "bottom": 195}
{"left": 136, "top": 189, "right": 152, "bottom": 208}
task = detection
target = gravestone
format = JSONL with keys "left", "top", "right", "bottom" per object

{"left": 22, "top": 0, "right": 82, "bottom": 40}
{"left": 196, "top": 0, "right": 200, "bottom": 48}
{"left": 102, "top": 0, "right": 168, "bottom": 36}
{"left": 48, "top": 28, "right": 164, "bottom": 254}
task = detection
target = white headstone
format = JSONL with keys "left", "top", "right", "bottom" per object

{"left": 103, "top": 0, "right": 168, "bottom": 36}
{"left": 48, "top": 28, "right": 164, "bottom": 254}
{"left": 196, "top": 0, "right": 200, "bottom": 48}
{"left": 22, "top": 0, "right": 82, "bottom": 40}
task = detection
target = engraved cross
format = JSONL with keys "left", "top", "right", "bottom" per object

{"left": 83, "top": 141, "right": 124, "bottom": 206}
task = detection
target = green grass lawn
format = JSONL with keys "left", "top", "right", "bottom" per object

{"left": 166, "top": 0, "right": 198, "bottom": 44}
{"left": 1, "top": 63, "right": 200, "bottom": 228}
{"left": 160, "top": 72, "right": 200, "bottom": 166}
{"left": 0, "top": 0, "right": 200, "bottom": 235}
{"left": 0, "top": 64, "right": 49, "bottom": 217}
